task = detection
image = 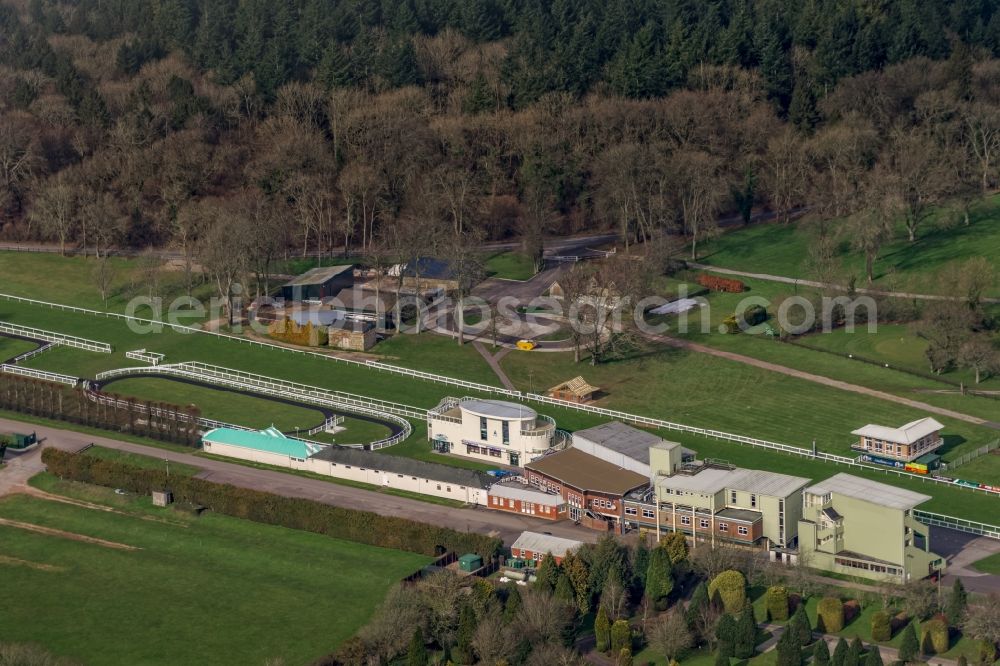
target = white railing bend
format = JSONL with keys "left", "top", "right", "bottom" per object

{"left": 0, "top": 320, "right": 111, "bottom": 353}
{"left": 94, "top": 362, "right": 417, "bottom": 449}
{"left": 0, "top": 363, "right": 79, "bottom": 386}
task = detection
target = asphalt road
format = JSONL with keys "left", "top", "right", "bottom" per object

{"left": 0, "top": 417, "right": 598, "bottom": 546}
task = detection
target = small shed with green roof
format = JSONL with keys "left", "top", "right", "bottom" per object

{"left": 201, "top": 426, "right": 322, "bottom": 467}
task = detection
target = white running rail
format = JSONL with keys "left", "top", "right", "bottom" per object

{"left": 0, "top": 363, "right": 79, "bottom": 386}
{"left": 95, "top": 362, "right": 417, "bottom": 449}
{"left": 0, "top": 321, "right": 111, "bottom": 353}
{"left": 8, "top": 342, "right": 57, "bottom": 364}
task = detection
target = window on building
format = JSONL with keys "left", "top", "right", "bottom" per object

{"left": 719, "top": 522, "right": 729, "bottom": 532}
{"left": 532, "top": 553, "right": 539, "bottom": 562}
{"left": 750, "top": 494, "right": 757, "bottom": 508}
{"left": 345, "top": 465, "right": 352, "bottom": 469}
{"left": 446, "top": 487, "right": 451, "bottom": 492}
{"left": 681, "top": 515, "right": 691, "bottom": 526}
{"left": 699, "top": 518, "right": 709, "bottom": 529}
{"left": 730, "top": 490, "right": 737, "bottom": 504}
{"left": 642, "top": 509, "right": 655, "bottom": 519}
{"left": 502, "top": 420, "right": 510, "bottom": 444}
{"left": 480, "top": 417, "right": 488, "bottom": 440}
{"left": 625, "top": 507, "right": 637, "bottom": 516}
{"left": 737, "top": 526, "right": 749, "bottom": 536}
{"left": 397, "top": 474, "right": 403, "bottom": 478}
{"left": 436, "top": 485, "right": 441, "bottom": 490}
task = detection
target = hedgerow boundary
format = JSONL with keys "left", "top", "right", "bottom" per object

{"left": 41, "top": 448, "right": 502, "bottom": 559}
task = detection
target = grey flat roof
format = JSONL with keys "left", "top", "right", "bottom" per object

{"left": 489, "top": 483, "right": 562, "bottom": 506}
{"left": 284, "top": 265, "right": 354, "bottom": 287}
{"left": 572, "top": 421, "right": 666, "bottom": 464}
{"left": 717, "top": 507, "right": 763, "bottom": 523}
{"left": 510, "top": 531, "right": 582, "bottom": 558}
{"left": 461, "top": 399, "right": 537, "bottom": 421}
{"left": 659, "top": 467, "right": 810, "bottom": 498}
{"left": 310, "top": 447, "right": 491, "bottom": 488}
{"left": 805, "top": 473, "right": 932, "bottom": 510}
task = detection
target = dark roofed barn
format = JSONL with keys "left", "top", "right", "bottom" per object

{"left": 280, "top": 265, "right": 355, "bottom": 301}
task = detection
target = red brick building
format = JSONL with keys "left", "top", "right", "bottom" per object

{"left": 487, "top": 481, "right": 564, "bottom": 520}
{"left": 524, "top": 448, "right": 649, "bottom": 533}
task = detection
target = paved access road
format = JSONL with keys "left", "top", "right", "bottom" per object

{"left": 0, "top": 417, "right": 598, "bottom": 546}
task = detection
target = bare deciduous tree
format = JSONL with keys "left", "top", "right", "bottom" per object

{"left": 649, "top": 610, "right": 694, "bottom": 663}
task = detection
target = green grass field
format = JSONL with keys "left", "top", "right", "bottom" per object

{"left": 499, "top": 336, "right": 993, "bottom": 462}
{"left": 485, "top": 251, "right": 537, "bottom": 281}
{"left": 0, "top": 251, "right": 217, "bottom": 315}
{"left": 101, "top": 377, "right": 329, "bottom": 432}
{"left": 0, "top": 478, "right": 429, "bottom": 665}
{"left": 972, "top": 551, "right": 1000, "bottom": 575}
{"left": 0, "top": 336, "right": 36, "bottom": 362}
{"left": 82, "top": 445, "right": 201, "bottom": 475}
{"left": 373, "top": 332, "right": 499, "bottom": 385}
{"left": 699, "top": 196, "right": 1000, "bottom": 297}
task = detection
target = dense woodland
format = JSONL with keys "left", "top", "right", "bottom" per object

{"left": 3, "top": 0, "right": 1000, "bottom": 270}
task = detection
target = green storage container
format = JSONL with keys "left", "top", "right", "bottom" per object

{"left": 458, "top": 553, "right": 483, "bottom": 572}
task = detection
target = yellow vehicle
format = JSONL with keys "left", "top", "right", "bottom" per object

{"left": 516, "top": 339, "right": 537, "bottom": 351}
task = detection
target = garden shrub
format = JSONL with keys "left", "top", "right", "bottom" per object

{"left": 709, "top": 570, "right": 747, "bottom": 614}
{"left": 817, "top": 597, "right": 845, "bottom": 633}
{"left": 871, "top": 611, "right": 892, "bottom": 642}
{"left": 919, "top": 616, "right": 949, "bottom": 655}
{"left": 843, "top": 600, "right": 860, "bottom": 624}
{"left": 268, "top": 319, "right": 327, "bottom": 346}
{"left": 697, "top": 274, "right": 746, "bottom": 293}
{"left": 766, "top": 586, "right": 790, "bottom": 621}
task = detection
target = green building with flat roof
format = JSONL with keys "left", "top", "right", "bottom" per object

{"left": 797, "top": 473, "right": 945, "bottom": 582}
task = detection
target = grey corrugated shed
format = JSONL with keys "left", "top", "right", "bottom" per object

{"left": 490, "top": 483, "right": 562, "bottom": 506}
{"left": 659, "top": 467, "right": 809, "bottom": 498}
{"left": 572, "top": 421, "right": 665, "bottom": 465}
{"left": 805, "top": 473, "right": 931, "bottom": 511}
{"left": 310, "top": 447, "right": 491, "bottom": 488}
{"left": 510, "top": 531, "right": 582, "bottom": 559}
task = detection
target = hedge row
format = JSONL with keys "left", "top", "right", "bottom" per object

{"left": 696, "top": 274, "right": 746, "bottom": 293}
{"left": 0, "top": 375, "right": 201, "bottom": 446}
{"left": 41, "top": 448, "right": 501, "bottom": 559}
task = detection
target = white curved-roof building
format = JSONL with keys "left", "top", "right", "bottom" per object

{"left": 428, "top": 397, "right": 556, "bottom": 467}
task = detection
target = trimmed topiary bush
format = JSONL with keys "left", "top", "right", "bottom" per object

{"left": 708, "top": 570, "right": 747, "bottom": 614}
{"left": 817, "top": 597, "right": 845, "bottom": 633}
{"left": 767, "top": 586, "right": 790, "bottom": 621}
{"left": 919, "top": 616, "right": 949, "bottom": 655}
{"left": 870, "top": 611, "right": 892, "bottom": 642}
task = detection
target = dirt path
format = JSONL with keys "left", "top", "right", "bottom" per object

{"left": 645, "top": 333, "right": 996, "bottom": 428}
{"left": 473, "top": 341, "right": 518, "bottom": 391}
{"left": 0, "top": 554, "right": 66, "bottom": 572}
{"left": 0, "top": 516, "right": 140, "bottom": 550}
{"left": 688, "top": 262, "right": 1000, "bottom": 304}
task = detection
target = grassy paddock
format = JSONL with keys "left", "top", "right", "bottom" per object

{"left": 698, "top": 195, "right": 1000, "bottom": 297}
{"left": 0, "top": 250, "right": 216, "bottom": 315}
{"left": 0, "top": 336, "right": 37, "bottom": 362}
{"left": 0, "top": 482, "right": 429, "bottom": 665}
{"left": 485, "top": 251, "right": 537, "bottom": 281}
{"left": 100, "top": 376, "right": 329, "bottom": 432}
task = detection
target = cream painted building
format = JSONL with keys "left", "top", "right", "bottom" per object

{"left": 427, "top": 397, "right": 557, "bottom": 467}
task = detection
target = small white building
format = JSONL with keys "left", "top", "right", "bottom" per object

{"left": 202, "top": 426, "right": 492, "bottom": 505}
{"left": 851, "top": 417, "right": 945, "bottom": 462}
{"left": 427, "top": 397, "right": 557, "bottom": 467}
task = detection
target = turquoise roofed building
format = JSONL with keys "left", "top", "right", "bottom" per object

{"left": 201, "top": 426, "right": 323, "bottom": 467}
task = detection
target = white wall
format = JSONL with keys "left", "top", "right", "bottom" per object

{"left": 428, "top": 409, "right": 549, "bottom": 467}
{"left": 203, "top": 441, "right": 487, "bottom": 505}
